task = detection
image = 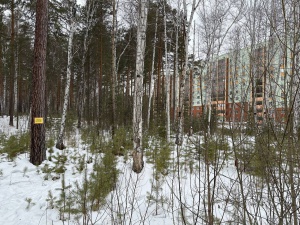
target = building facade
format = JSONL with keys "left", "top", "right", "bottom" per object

{"left": 192, "top": 40, "right": 293, "bottom": 125}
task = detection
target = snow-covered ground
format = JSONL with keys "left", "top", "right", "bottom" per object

{"left": 0, "top": 116, "right": 296, "bottom": 224}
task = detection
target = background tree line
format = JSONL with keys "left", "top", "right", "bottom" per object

{"left": 0, "top": 0, "right": 188, "bottom": 133}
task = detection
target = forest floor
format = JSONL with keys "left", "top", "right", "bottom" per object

{"left": 0, "top": 116, "right": 270, "bottom": 225}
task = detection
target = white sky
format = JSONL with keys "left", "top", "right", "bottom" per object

{"left": 77, "top": 0, "right": 85, "bottom": 6}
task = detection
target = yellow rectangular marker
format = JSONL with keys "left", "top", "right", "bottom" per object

{"left": 34, "top": 117, "right": 44, "bottom": 124}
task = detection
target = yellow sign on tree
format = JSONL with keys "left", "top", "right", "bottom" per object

{"left": 34, "top": 117, "right": 44, "bottom": 124}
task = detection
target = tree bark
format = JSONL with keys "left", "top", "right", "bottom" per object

{"left": 176, "top": 0, "right": 199, "bottom": 145}
{"left": 147, "top": 9, "right": 158, "bottom": 129}
{"left": 111, "top": 0, "right": 117, "bottom": 137}
{"left": 56, "top": 1, "right": 76, "bottom": 150}
{"left": 9, "top": 0, "right": 15, "bottom": 126}
{"left": 98, "top": 28, "right": 103, "bottom": 126}
{"left": 163, "top": 3, "right": 170, "bottom": 142}
{"left": 30, "top": 0, "right": 48, "bottom": 165}
{"left": 132, "top": 0, "right": 148, "bottom": 173}
{"left": 0, "top": 13, "right": 3, "bottom": 116}
{"left": 174, "top": 4, "right": 179, "bottom": 123}
{"left": 77, "top": 0, "right": 96, "bottom": 128}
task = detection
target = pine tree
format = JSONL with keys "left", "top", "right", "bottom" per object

{"left": 30, "top": 0, "right": 48, "bottom": 165}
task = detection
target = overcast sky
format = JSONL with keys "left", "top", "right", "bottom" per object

{"left": 77, "top": 0, "right": 85, "bottom": 6}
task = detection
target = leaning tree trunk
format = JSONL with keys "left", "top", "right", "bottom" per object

{"left": 56, "top": 2, "right": 76, "bottom": 150}
{"left": 132, "top": 0, "right": 148, "bottom": 173}
{"left": 30, "top": 0, "right": 48, "bottom": 165}
{"left": 147, "top": 9, "right": 158, "bottom": 129}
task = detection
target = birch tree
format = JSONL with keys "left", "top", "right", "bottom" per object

{"left": 147, "top": 9, "right": 158, "bottom": 129}
{"left": 77, "top": 0, "right": 98, "bottom": 128}
{"left": 173, "top": 0, "right": 180, "bottom": 123}
{"left": 132, "top": 0, "right": 148, "bottom": 173}
{"left": 56, "top": 0, "right": 76, "bottom": 150}
{"left": 175, "top": 0, "right": 200, "bottom": 146}
{"left": 196, "top": 1, "right": 245, "bottom": 223}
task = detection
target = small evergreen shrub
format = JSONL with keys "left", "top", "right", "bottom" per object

{"left": 146, "top": 138, "right": 171, "bottom": 175}
{"left": 46, "top": 137, "right": 55, "bottom": 149}
{"left": 88, "top": 151, "right": 118, "bottom": 210}
{"left": 0, "top": 132, "right": 30, "bottom": 160}
{"left": 52, "top": 153, "right": 67, "bottom": 174}
{"left": 46, "top": 191, "right": 56, "bottom": 209}
{"left": 55, "top": 147, "right": 119, "bottom": 221}
{"left": 111, "top": 127, "right": 132, "bottom": 156}
{"left": 199, "top": 136, "right": 230, "bottom": 165}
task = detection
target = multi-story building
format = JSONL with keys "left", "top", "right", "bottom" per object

{"left": 192, "top": 40, "right": 293, "bottom": 125}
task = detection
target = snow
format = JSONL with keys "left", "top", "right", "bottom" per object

{"left": 0, "top": 116, "right": 292, "bottom": 224}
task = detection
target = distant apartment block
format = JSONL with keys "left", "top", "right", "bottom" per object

{"left": 191, "top": 40, "right": 293, "bottom": 124}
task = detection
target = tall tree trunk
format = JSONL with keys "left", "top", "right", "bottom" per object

{"left": 14, "top": 10, "right": 19, "bottom": 129}
{"left": 132, "top": 0, "right": 148, "bottom": 173}
{"left": 9, "top": 0, "right": 15, "bottom": 126}
{"left": 111, "top": 0, "right": 117, "bottom": 137}
{"left": 98, "top": 32, "right": 103, "bottom": 126}
{"left": 77, "top": 0, "right": 96, "bottom": 128}
{"left": 0, "top": 13, "right": 3, "bottom": 116}
{"left": 56, "top": 1, "right": 76, "bottom": 150}
{"left": 164, "top": 3, "right": 170, "bottom": 142}
{"left": 174, "top": 2, "right": 180, "bottom": 123}
{"left": 147, "top": 9, "right": 158, "bottom": 129}
{"left": 70, "top": 69, "right": 74, "bottom": 109}
{"left": 175, "top": 0, "right": 199, "bottom": 145}
{"left": 57, "top": 76, "right": 61, "bottom": 113}
{"left": 30, "top": 0, "right": 48, "bottom": 165}
{"left": 156, "top": 38, "right": 162, "bottom": 118}
{"left": 77, "top": 19, "right": 86, "bottom": 127}
{"left": 125, "top": 67, "right": 130, "bottom": 126}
